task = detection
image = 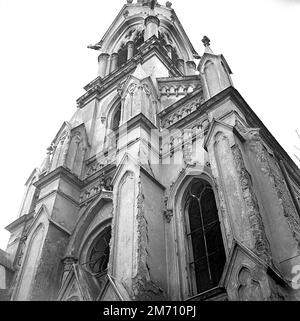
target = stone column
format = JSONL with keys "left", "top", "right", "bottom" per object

{"left": 177, "top": 58, "right": 185, "bottom": 74}
{"left": 97, "top": 53, "right": 110, "bottom": 78}
{"left": 127, "top": 41, "right": 134, "bottom": 60}
{"left": 186, "top": 61, "right": 196, "bottom": 75}
{"left": 144, "top": 15, "right": 160, "bottom": 41}
{"left": 110, "top": 53, "right": 119, "bottom": 73}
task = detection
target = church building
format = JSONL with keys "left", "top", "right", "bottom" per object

{"left": 1, "top": 0, "right": 300, "bottom": 301}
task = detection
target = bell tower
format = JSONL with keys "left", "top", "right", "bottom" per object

{"left": 1, "top": 0, "right": 300, "bottom": 301}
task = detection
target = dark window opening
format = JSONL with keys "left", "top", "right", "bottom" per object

{"left": 158, "top": 31, "right": 167, "bottom": 47}
{"left": 112, "top": 106, "right": 121, "bottom": 132}
{"left": 185, "top": 179, "right": 226, "bottom": 294}
{"left": 88, "top": 226, "right": 111, "bottom": 279}
{"left": 118, "top": 43, "right": 128, "bottom": 67}
{"left": 133, "top": 30, "right": 144, "bottom": 56}
{"left": 109, "top": 104, "right": 121, "bottom": 149}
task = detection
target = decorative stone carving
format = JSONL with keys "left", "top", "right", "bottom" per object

{"left": 85, "top": 151, "right": 116, "bottom": 178}
{"left": 163, "top": 209, "right": 173, "bottom": 223}
{"left": 80, "top": 175, "right": 113, "bottom": 204}
{"left": 182, "top": 131, "right": 193, "bottom": 165}
{"left": 132, "top": 178, "right": 165, "bottom": 300}
{"left": 62, "top": 257, "right": 77, "bottom": 274}
{"left": 160, "top": 95, "right": 204, "bottom": 128}
{"left": 163, "top": 195, "right": 173, "bottom": 223}
{"left": 232, "top": 144, "right": 272, "bottom": 264}
{"left": 202, "top": 35, "right": 211, "bottom": 47}
{"left": 237, "top": 267, "right": 263, "bottom": 301}
{"left": 235, "top": 121, "right": 300, "bottom": 250}
{"left": 16, "top": 235, "right": 28, "bottom": 268}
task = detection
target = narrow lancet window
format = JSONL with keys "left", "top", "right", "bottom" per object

{"left": 185, "top": 179, "right": 226, "bottom": 294}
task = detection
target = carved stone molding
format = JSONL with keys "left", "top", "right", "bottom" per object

{"left": 160, "top": 96, "right": 204, "bottom": 128}
{"left": 235, "top": 121, "right": 300, "bottom": 250}
{"left": 131, "top": 178, "right": 165, "bottom": 300}
{"left": 163, "top": 209, "right": 173, "bottom": 223}
{"left": 62, "top": 256, "right": 78, "bottom": 273}
{"left": 237, "top": 266, "right": 264, "bottom": 301}
{"left": 232, "top": 144, "right": 272, "bottom": 264}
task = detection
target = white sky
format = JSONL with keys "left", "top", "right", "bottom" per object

{"left": 0, "top": 0, "right": 299, "bottom": 250}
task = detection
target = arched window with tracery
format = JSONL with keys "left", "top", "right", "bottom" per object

{"left": 184, "top": 178, "right": 226, "bottom": 295}
{"left": 88, "top": 226, "right": 111, "bottom": 281}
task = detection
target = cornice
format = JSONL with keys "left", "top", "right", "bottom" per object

{"left": 140, "top": 165, "right": 165, "bottom": 191}
{"left": 34, "top": 166, "right": 84, "bottom": 190}
{"left": 5, "top": 212, "right": 34, "bottom": 233}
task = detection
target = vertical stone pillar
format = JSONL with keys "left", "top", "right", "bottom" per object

{"left": 110, "top": 53, "right": 119, "bottom": 73}
{"left": 165, "top": 44, "right": 173, "bottom": 59}
{"left": 177, "top": 59, "right": 185, "bottom": 74}
{"left": 144, "top": 15, "right": 160, "bottom": 41}
{"left": 127, "top": 41, "right": 134, "bottom": 60}
{"left": 97, "top": 53, "right": 110, "bottom": 78}
{"left": 186, "top": 61, "right": 196, "bottom": 75}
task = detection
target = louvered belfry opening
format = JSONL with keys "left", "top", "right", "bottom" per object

{"left": 185, "top": 179, "right": 226, "bottom": 294}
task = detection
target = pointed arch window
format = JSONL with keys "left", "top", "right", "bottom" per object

{"left": 112, "top": 105, "right": 121, "bottom": 132}
{"left": 109, "top": 103, "right": 121, "bottom": 149}
{"left": 184, "top": 179, "right": 226, "bottom": 295}
{"left": 88, "top": 226, "right": 111, "bottom": 279}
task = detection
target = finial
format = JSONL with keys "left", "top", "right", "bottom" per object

{"left": 46, "top": 144, "right": 54, "bottom": 155}
{"left": 87, "top": 40, "right": 103, "bottom": 50}
{"left": 202, "top": 36, "right": 210, "bottom": 47}
{"left": 166, "top": 1, "right": 172, "bottom": 8}
{"left": 150, "top": 0, "right": 156, "bottom": 9}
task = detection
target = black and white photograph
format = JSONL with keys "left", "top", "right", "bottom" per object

{"left": 0, "top": 0, "right": 300, "bottom": 308}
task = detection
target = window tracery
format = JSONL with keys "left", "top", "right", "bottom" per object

{"left": 184, "top": 179, "right": 226, "bottom": 294}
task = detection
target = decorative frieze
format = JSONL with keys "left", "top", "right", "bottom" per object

{"left": 160, "top": 95, "right": 205, "bottom": 128}
{"left": 79, "top": 176, "right": 113, "bottom": 205}
{"left": 85, "top": 152, "right": 116, "bottom": 179}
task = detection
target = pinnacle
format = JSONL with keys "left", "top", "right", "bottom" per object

{"left": 202, "top": 36, "right": 214, "bottom": 54}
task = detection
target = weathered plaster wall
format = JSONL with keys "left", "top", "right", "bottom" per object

{"left": 29, "top": 224, "right": 69, "bottom": 301}
{"left": 139, "top": 171, "right": 166, "bottom": 296}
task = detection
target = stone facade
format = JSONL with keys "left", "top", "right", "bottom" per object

{"left": 1, "top": 0, "right": 300, "bottom": 301}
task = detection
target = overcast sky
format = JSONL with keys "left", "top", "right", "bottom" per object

{"left": 0, "top": 0, "right": 299, "bottom": 250}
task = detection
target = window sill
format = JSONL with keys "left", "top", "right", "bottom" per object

{"left": 185, "top": 286, "right": 228, "bottom": 301}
